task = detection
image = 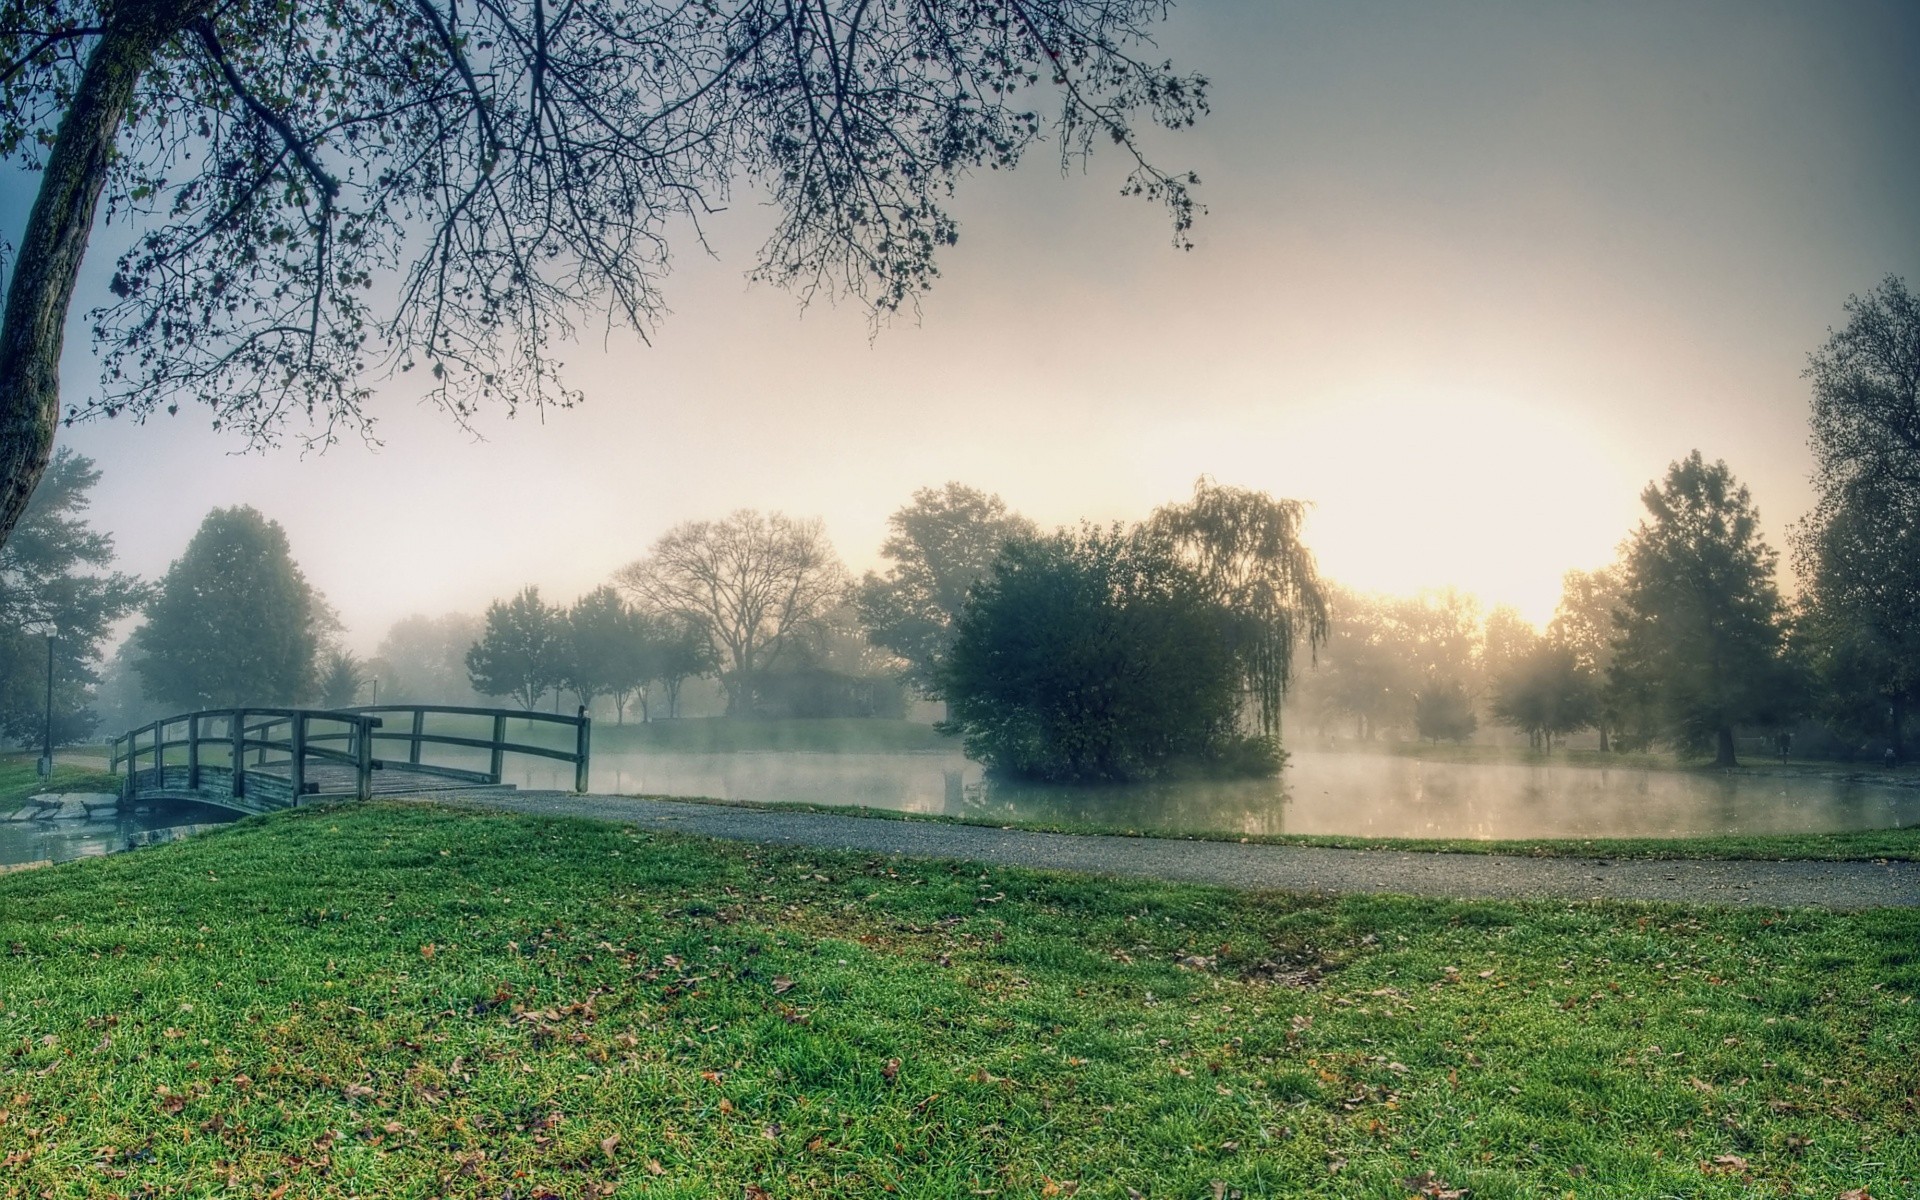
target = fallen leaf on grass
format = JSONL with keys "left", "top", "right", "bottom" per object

{"left": 1400, "top": 1170, "right": 1468, "bottom": 1198}
{"left": 772, "top": 976, "right": 795, "bottom": 994}
{"left": 600, "top": 1133, "right": 619, "bottom": 1161}
{"left": 1702, "top": 1155, "right": 1748, "bottom": 1175}
{"left": 1837, "top": 1191, "right": 1872, "bottom": 1200}
{"left": 744, "top": 1185, "right": 773, "bottom": 1200}
{"left": 882, "top": 1057, "right": 901, "bottom": 1082}
{"left": 645, "top": 1159, "right": 665, "bottom": 1176}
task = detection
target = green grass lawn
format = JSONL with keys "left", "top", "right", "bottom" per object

{"left": 1, "top": 803, "right": 1914, "bottom": 1198}
{"left": 0, "top": 751, "right": 118, "bottom": 814}
{"left": 594, "top": 718, "right": 957, "bottom": 755}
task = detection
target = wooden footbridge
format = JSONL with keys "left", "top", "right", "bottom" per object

{"left": 110, "top": 705, "right": 590, "bottom": 816}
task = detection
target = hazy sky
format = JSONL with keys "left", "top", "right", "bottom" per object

{"left": 19, "top": 0, "right": 1920, "bottom": 651}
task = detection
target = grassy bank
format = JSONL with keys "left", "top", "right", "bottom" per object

{"left": 636, "top": 793, "right": 1920, "bottom": 862}
{"left": 0, "top": 752, "right": 119, "bottom": 814}
{"left": 594, "top": 717, "right": 957, "bottom": 755}
{"left": 1, "top": 803, "right": 1914, "bottom": 1198}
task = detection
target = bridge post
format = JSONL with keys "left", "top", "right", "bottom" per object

{"left": 187, "top": 714, "right": 200, "bottom": 790}
{"left": 574, "top": 706, "right": 591, "bottom": 793}
{"left": 290, "top": 714, "right": 307, "bottom": 803}
{"left": 490, "top": 713, "right": 506, "bottom": 783}
{"left": 230, "top": 710, "right": 245, "bottom": 801}
{"left": 355, "top": 717, "right": 379, "bottom": 801}
{"left": 409, "top": 708, "right": 425, "bottom": 766}
{"left": 152, "top": 720, "right": 165, "bottom": 786}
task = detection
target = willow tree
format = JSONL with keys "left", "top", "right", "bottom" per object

{"left": 0, "top": 1, "right": 1208, "bottom": 550}
{"left": 1148, "top": 477, "right": 1329, "bottom": 738}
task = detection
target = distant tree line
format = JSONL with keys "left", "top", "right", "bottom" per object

{"left": 18, "top": 276, "right": 1917, "bottom": 780}
{"left": 1291, "top": 275, "right": 1920, "bottom": 768}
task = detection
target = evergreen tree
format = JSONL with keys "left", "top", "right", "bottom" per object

{"left": 1609, "top": 453, "right": 1787, "bottom": 767}
{"left": 315, "top": 650, "right": 367, "bottom": 709}
{"left": 133, "top": 507, "right": 321, "bottom": 710}
{"left": 466, "top": 588, "right": 562, "bottom": 710}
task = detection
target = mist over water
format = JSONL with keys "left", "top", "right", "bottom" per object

{"left": 506, "top": 749, "right": 1920, "bottom": 840}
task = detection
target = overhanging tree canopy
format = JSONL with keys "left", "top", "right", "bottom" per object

{"left": 0, "top": 0, "right": 1207, "bottom": 549}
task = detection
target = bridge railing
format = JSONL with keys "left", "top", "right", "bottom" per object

{"left": 337, "top": 704, "right": 591, "bottom": 793}
{"left": 110, "top": 704, "right": 591, "bottom": 807}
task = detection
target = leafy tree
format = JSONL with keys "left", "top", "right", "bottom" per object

{"left": 650, "top": 616, "right": 716, "bottom": 720}
{"left": 371, "top": 612, "right": 486, "bottom": 705}
{"left": 0, "top": 1, "right": 1207, "bottom": 551}
{"left": 1148, "top": 477, "right": 1328, "bottom": 737}
{"left": 1290, "top": 587, "right": 1410, "bottom": 740}
{"left": 1609, "top": 452, "right": 1787, "bottom": 767}
{"left": 1797, "top": 277, "right": 1920, "bottom": 760}
{"left": 560, "top": 586, "right": 653, "bottom": 717}
{"left": 1806, "top": 276, "right": 1920, "bottom": 503}
{"left": 1791, "top": 476, "right": 1920, "bottom": 759}
{"left": 1548, "top": 565, "right": 1627, "bottom": 750}
{"left": 856, "top": 483, "right": 1036, "bottom": 694}
{"left": 465, "top": 587, "right": 561, "bottom": 710}
{"left": 1412, "top": 678, "right": 1477, "bottom": 744}
{"left": 941, "top": 525, "right": 1257, "bottom": 783}
{"left": 132, "top": 506, "right": 322, "bottom": 709}
{"left": 0, "top": 448, "right": 143, "bottom": 743}
{"left": 315, "top": 650, "right": 366, "bottom": 709}
{"left": 616, "top": 511, "right": 846, "bottom": 715}
{"left": 1490, "top": 639, "right": 1597, "bottom": 752}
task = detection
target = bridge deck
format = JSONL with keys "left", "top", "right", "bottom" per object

{"left": 126, "top": 762, "right": 514, "bottom": 816}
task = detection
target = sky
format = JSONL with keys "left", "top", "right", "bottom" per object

{"left": 14, "top": 0, "right": 1920, "bottom": 652}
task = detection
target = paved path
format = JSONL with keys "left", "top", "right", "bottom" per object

{"left": 429, "top": 792, "right": 1920, "bottom": 911}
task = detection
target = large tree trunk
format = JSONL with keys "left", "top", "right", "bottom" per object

{"left": 0, "top": 5, "right": 203, "bottom": 549}
{"left": 1714, "top": 725, "right": 1737, "bottom": 768}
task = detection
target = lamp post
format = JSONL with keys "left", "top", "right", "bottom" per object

{"left": 37, "top": 633, "right": 54, "bottom": 777}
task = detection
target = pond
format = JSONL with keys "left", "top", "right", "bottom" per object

{"left": 0, "top": 798, "right": 237, "bottom": 869}
{"left": 506, "top": 749, "right": 1920, "bottom": 840}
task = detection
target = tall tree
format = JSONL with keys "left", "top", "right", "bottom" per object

{"left": 1791, "top": 476, "right": 1920, "bottom": 759}
{"left": 0, "top": 448, "right": 143, "bottom": 742}
{"left": 650, "top": 615, "right": 716, "bottom": 720}
{"left": 465, "top": 587, "right": 561, "bottom": 710}
{"left": 1490, "top": 639, "right": 1597, "bottom": 753}
{"left": 1806, "top": 276, "right": 1920, "bottom": 503}
{"left": 1290, "top": 587, "right": 1411, "bottom": 740}
{"left": 1798, "top": 277, "right": 1920, "bottom": 760}
{"left": 1148, "top": 477, "right": 1329, "bottom": 738}
{"left": 616, "top": 511, "right": 846, "bottom": 715}
{"left": 132, "top": 506, "right": 322, "bottom": 709}
{"left": 315, "top": 650, "right": 367, "bottom": 709}
{"left": 856, "top": 483, "right": 1036, "bottom": 694}
{"left": 1548, "top": 565, "right": 1627, "bottom": 750}
{"left": 560, "top": 586, "right": 649, "bottom": 716}
{"left": 0, "top": 1, "right": 1208, "bottom": 551}
{"left": 940, "top": 524, "right": 1250, "bottom": 782}
{"left": 372, "top": 612, "right": 485, "bottom": 704}
{"left": 1609, "top": 452, "right": 1787, "bottom": 767}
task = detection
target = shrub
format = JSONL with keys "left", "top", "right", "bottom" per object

{"left": 939, "top": 526, "right": 1267, "bottom": 782}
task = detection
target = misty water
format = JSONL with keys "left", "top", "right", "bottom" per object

{"left": 0, "top": 803, "right": 236, "bottom": 869}
{"left": 504, "top": 749, "right": 1920, "bottom": 840}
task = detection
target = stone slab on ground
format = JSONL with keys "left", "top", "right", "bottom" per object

{"left": 424, "top": 791, "right": 1920, "bottom": 911}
